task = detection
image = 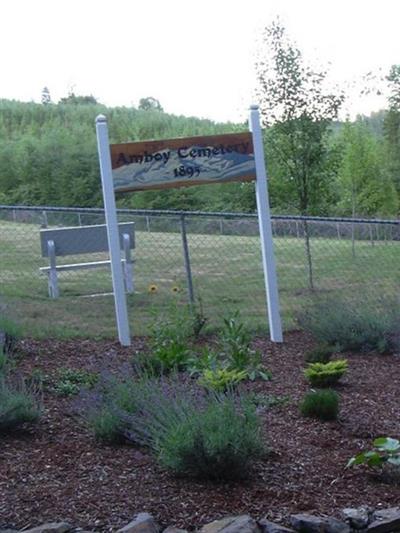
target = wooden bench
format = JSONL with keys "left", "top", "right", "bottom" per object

{"left": 39, "top": 223, "right": 135, "bottom": 299}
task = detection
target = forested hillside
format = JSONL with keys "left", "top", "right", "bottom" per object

{"left": 0, "top": 97, "right": 399, "bottom": 217}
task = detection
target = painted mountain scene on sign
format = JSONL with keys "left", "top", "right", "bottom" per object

{"left": 112, "top": 144, "right": 256, "bottom": 192}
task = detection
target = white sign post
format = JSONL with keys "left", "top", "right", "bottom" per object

{"left": 249, "top": 105, "right": 283, "bottom": 342}
{"left": 96, "top": 114, "right": 131, "bottom": 346}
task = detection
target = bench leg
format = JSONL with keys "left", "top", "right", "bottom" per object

{"left": 47, "top": 239, "right": 59, "bottom": 299}
{"left": 48, "top": 268, "right": 59, "bottom": 299}
{"left": 122, "top": 233, "right": 134, "bottom": 294}
{"left": 124, "top": 261, "right": 134, "bottom": 294}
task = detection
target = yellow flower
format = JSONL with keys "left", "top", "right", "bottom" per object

{"left": 148, "top": 284, "right": 158, "bottom": 294}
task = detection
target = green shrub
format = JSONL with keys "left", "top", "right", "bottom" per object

{"left": 199, "top": 367, "right": 248, "bottom": 392}
{"left": 81, "top": 373, "right": 265, "bottom": 480}
{"left": 83, "top": 377, "right": 149, "bottom": 443}
{"left": 155, "top": 393, "right": 265, "bottom": 480}
{"left": 304, "top": 344, "right": 335, "bottom": 363}
{"left": 304, "top": 359, "right": 348, "bottom": 387}
{"left": 87, "top": 406, "right": 124, "bottom": 444}
{"left": 300, "top": 389, "right": 339, "bottom": 421}
{"left": 0, "top": 316, "right": 22, "bottom": 356}
{"left": 297, "top": 295, "right": 400, "bottom": 353}
{"left": 0, "top": 378, "right": 41, "bottom": 432}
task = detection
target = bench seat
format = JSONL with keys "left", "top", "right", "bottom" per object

{"left": 39, "top": 259, "right": 127, "bottom": 273}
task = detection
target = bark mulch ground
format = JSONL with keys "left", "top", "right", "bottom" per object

{"left": 1, "top": 331, "right": 400, "bottom": 532}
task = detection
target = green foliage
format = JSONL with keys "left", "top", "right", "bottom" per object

{"left": 0, "top": 377, "right": 41, "bottom": 432}
{"left": 297, "top": 295, "right": 400, "bottom": 353}
{"left": 199, "top": 368, "right": 248, "bottom": 392}
{"left": 300, "top": 389, "right": 339, "bottom": 421}
{"left": 85, "top": 378, "right": 142, "bottom": 443}
{"left": 247, "top": 392, "right": 290, "bottom": 409}
{"left": 146, "top": 305, "right": 195, "bottom": 374}
{"left": 257, "top": 20, "right": 344, "bottom": 216}
{"left": 87, "top": 407, "right": 124, "bottom": 444}
{"left": 347, "top": 437, "right": 400, "bottom": 469}
{"left": 154, "top": 393, "right": 265, "bottom": 480}
{"left": 220, "top": 312, "right": 271, "bottom": 381}
{"left": 0, "top": 315, "right": 22, "bottom": 356}
{"left": 304, "top": 344, "right": 335, "bottom": 363}
{"left": 187, "top": 346, "right": 220, "bottom": 376}
{"left": 138, "top": 97, "right": 163, "bottom": 112}
{"left": 83, "top": 373, "right": 264, "bottom": 480}
{"left": 0, "top": 351, "right": 9, "bottom": 374}
{"left": 335, "top": 121, "right": 398, "bottom": 217}
{"left": 54, "top": 367, "right": 98, "bottom": 396}
{"left": 304, "top": 359, "right": 348, "bottom": 387}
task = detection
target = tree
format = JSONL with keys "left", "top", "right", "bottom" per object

{"left": 336, "top": 121, "right": 398, "bottom": 255}
{"left": 256, "top": 20, "right": 344, "bottom": 289}
{"left": 138, "top": 97, "right": 163, "bottom": 112}
{"left": 383, "top": 65, "right": 400, "bottom": 196}
{"left": 59, "top": 92, "right": 98, "bottom": 105}
{"left": 41, "top": 87, "right": 52, "bottom": 105}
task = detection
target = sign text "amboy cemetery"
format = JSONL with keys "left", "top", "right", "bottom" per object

{"left": 110, "top": 132, "right": 256, "bottom": 192}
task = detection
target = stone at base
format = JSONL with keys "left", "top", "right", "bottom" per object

{"left": 117, "top": 513, "right": 160, "bottom": 533}
{"left": 200, "top": 515, "right": 261, "bottom": 533}
{"left": 258, "top": 518, "right": 295, "bottom": 533}
{"left": 21, "top": 523, "right": 73, "bottom": 533}
{"left": 290, "top": 514, "right": 350, "bottom": 533}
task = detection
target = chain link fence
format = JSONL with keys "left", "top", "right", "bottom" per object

{"left": 0, "top": 205, "right": 399, "bottom": 338}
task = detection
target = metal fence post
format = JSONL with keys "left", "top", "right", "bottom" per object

{"left": 42, "top": 210, "right": 48, "bottom": 228}
{"left": 180, "top": 215, "right": 195, "bottom": 305}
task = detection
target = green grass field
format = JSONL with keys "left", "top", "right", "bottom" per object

{"left": 1, "top": 219, "right": 399, "bottom": 338}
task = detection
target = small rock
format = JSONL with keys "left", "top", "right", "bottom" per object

{"left": 342, "top": 507, "right": 373, "bottom": 529}
{"left": 200, "top": 515, "right": 261, "bottom": 533}
{"left": 22, "top": 523, "right": 73, "bottom": 533}
{"left": 290, "top": 514, "right": 350, "bottom": 533}
{"left": 117, "top": 513, "right": 160, "bottom": 533}
{"left": 258, "top": 518, "right": 295, "bottom": 533}
{"left": 368, "top": 507, "right": 400, "bottom": 533}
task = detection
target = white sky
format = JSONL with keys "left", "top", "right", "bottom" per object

{"left": 1, "top": 0, "right": 399, "bottom": 122}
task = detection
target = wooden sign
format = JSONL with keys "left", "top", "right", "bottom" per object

{"left": 110, "top": 132, "right": 256, "bottom": 192}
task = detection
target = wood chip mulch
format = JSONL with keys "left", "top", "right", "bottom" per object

{"left": 1, "top": 331, "right": 400, "bottom": 532}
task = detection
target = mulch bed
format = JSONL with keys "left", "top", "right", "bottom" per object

{"left": 1, "top": 331, "right": 400, "bottom": 531}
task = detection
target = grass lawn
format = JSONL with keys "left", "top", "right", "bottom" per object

{"left": 0, "top": 219, "right": 399, "bottom": 338}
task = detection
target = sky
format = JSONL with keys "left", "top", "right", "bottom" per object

{"left": 1, "top": 0, "right": 399, "bottom": 123}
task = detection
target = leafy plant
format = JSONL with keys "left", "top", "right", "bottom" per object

{"left": 54, "top": 367, "right": 98, "bottom": 396}
{"left": 297, "top": 295, "right": 400, "bottom": 354}
{"left": 304, "top": 344, "right": 335, "bottom": 363}
{"left": 300, "top": 389, "right": 339, "bottom": 421}
{"left": 247, "top": 392, "right": 290, "bottom": 409}
{"left": 199, "top": 368, "right": 248, "bottom": 392}
{"left": 304, "top": 359, "right": 348, "bottom": 387}
{"left": 220, "top": 312, "right": 271, "bottom": 381}
{"left": 147, "top": 305, "right": 194, "bottom": 374}
{"left": 347, "top": 437, "right": 400, "bottom": 469}
{"left": 0, "top": 377, "right": 42, "bottom": 432}
{"left": 187, "top": 346, "right": 220, "bottom": 377}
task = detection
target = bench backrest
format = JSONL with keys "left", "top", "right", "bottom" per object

{"left": 40, "top": 223, "right": 135, "bottom": 257}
